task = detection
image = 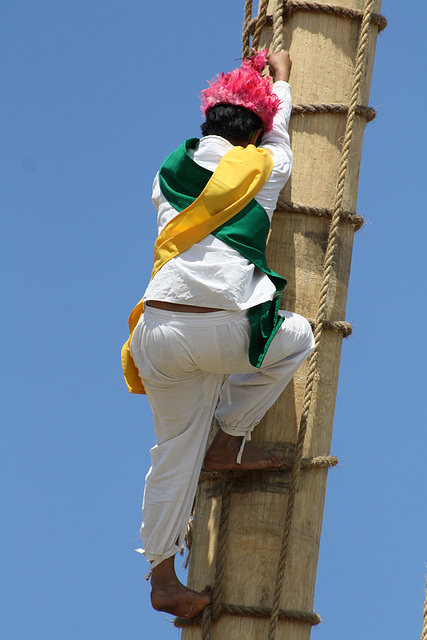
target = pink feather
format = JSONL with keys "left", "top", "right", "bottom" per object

{"left": 200, "top": 49, "right": 281, "bottom": 133}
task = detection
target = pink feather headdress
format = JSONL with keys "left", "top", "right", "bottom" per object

{"left": 200, "top": 50, "right": 281, "bottom": 133}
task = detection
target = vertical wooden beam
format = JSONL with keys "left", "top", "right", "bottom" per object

{"left": 181, "top": 1, "right": 383, "bottom": 638}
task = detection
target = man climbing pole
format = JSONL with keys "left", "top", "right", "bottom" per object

{"left": 122, "top": 49, "right": 315, "bottom": 618}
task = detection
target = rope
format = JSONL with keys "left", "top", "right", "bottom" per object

{"left": 202, "top": 605, "right": 212, "bottom": 640}
{"left": 242, "top": 0, "right": 254, "bottom": 58}
{"left": 251, "top": 0, "right": 269, "bottom": 51}
{"left": 267, "top": 2, "right": 375, "bottom": 637}
{"left": 181, "top": 513, "right": 193, "bottom": 569}
{"left": 198, "top": 454, "right": 338, "bottom": 485}
{"left": 198, "top": 472, "right": 234, "bottom": 638}
{"left": 292, "top": 102, "right": 376, "bottom": 122}
{"left": 275, "top": 199, "right": 364, "bottom": 230}
{"left": 283, "top": 0, "right": 386, "bottom": 30}
{"left": 272, "top": 0, "right": 285, "bottom": 52}
{"left": 246, "top": 2, "right": 387, "bottom": 38}
{"left": 422, "top": 576, "right": 427, "bottom": 640}
{"left": 212, "top": 472, "right": 233, "bottom": 621}
{"left": 309, "top": 319, "right": 352, "bottom": 337}
{"left": 176, "top": 603, "right": 321, "bottom": 628}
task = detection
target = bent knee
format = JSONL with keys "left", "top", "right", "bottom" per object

{"left": 280, "top": 311, "right": 315, "bottom": 352}
{"left": 300, "top": 316, "right": 315, "bottom": 350}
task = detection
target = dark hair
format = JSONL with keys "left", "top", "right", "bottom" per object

{"left": 201, "top": 104, "right": 263, "bottom": 143}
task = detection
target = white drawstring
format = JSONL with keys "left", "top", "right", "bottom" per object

{"left": 235, "top": 420, "right": 259, "bottom": 464}
{"left": 236, "top": 433, "right": 250, "bottom": 464}
{"left": 225, "top": 376, "right": 232, "bottom": 405}
{"left": 135, "top": 548, "right": 152, "bottom": 580}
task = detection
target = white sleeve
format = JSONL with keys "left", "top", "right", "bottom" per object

{"left": 151, "top": 172, "right": 160, "bottom": 210}
{"left": 256, "top": 80, "right": 293, "bottom": 218}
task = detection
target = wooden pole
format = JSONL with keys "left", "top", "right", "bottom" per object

{"left": 181, "top": 1, "right": 384, "bottom": 638}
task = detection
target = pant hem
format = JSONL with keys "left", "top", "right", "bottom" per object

{"left": 139, "top": 546, "right": 179, "bottom": 573}
{"left": 219, "top": 420, "right": 260, "bottom": 438}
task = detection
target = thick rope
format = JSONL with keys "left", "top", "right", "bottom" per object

{"left": 283, "top": 0, "right": 386, "bottom": 30}
{"left": 422, "top": 576, "right": 427, "bottom": 640}
{"left": 247, "top": 3, "right": 387, "bottom": 35}
{"left": 272, "top": 0, "right": 285, "bottom": 51}
{"left": 198, "top": 455, "right": 338, "bottom": 485}
{"left": 212, "top": 472, "right": 233, "bottom": 621}
{"left": 176, "top": 603, "right": 321, "bottom": 628}
{"left": 267, "top": 2, "right": 375, "bottom": 637}
{"left": 242, "top": 0, "right": 254, "bottom": 58}
{"left": 199, "top": 472, "right": 234, "bottom": 639}
{"left": 201, "top": 605, "right": 212, "bottom": 640}
{"left": 251, "top": 0, "right": 269, "bottom": 51}
{"left": 181, "top": 513, "right": 193, "bottom": 569}
{"left": 308, "top": 319, "right": 352, "bottom": 337}
{"left": 275, "top": 198, "right": 364, "bottom": 231}
{"left": 292, "top": 102, "right": 376, "bottom": 122}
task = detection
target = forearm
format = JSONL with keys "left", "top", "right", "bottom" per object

{"left": 256, "top": 80, "right": 293, "bottom": 215}
{"left": 261, "top": 81, "right": 292, "bottom": 149}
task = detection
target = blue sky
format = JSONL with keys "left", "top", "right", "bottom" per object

{"left": 1, "top": 1, "right": 426, "bottom": 639}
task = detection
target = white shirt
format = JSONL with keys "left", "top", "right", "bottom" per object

{"left": 143, "top": 81, "right": 292, "bottom": 310}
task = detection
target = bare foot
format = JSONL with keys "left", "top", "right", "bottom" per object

{"left": 151, "top": 583, "right": 211, "bottom": 618}
{"left": 150, "top": 556, "right": 211, "bottom": 618}
{"left": 203, "top": 429, "right": 283, "bottom": 471}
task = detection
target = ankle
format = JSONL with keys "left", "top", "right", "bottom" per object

{"left": 215, "top": 429, "right": 243, "bottom": 452}
{"left": 222, "top": 438, "right": 243, "bottom": 458}
{"left": 151, "top": 556, "right": 178, "bottom": 587}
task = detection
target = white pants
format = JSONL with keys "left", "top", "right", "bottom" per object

{"left": 130, "top": 306, "right": 315, "bottom": 569}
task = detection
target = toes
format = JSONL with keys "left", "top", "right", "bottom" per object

{"left": 262, "top": 458, "right": 274, "bottom": 469}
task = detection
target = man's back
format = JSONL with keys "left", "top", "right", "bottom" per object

{"left": 144, "top": 80, "right": 292, "bottom": 311}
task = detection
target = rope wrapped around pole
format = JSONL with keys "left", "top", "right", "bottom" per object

{"left": 252, "top": 0, "right": 269, "bottom": 51}
{"left": 242, "top": 0, "right": 254, "bottom": 58}
{"left": 199, "top": 472, "right": 234, "bottom": 639}
{"left": 267, "top": 1, "right": 375, "bottom": 637}
{"left": 422, "top": 576, "right": 427, "bottom": 640}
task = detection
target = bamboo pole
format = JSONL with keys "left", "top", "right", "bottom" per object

{"left": 181, "top": 1, "right": 384, "bottom": 638}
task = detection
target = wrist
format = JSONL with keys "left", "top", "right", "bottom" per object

{"left": 272, "top": 71, "right": 290, "bottom": 82}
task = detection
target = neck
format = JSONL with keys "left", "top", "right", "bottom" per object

{"left": 225, "top": 136, "right": 250, "bottom": 148}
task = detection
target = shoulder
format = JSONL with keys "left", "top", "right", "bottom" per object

{"left": 193, "top": 135, "right": 233, "bottom": 172}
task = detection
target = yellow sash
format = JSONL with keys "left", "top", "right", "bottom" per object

{"left": 121, "top": 144, "right": 273, "bottom": 394}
